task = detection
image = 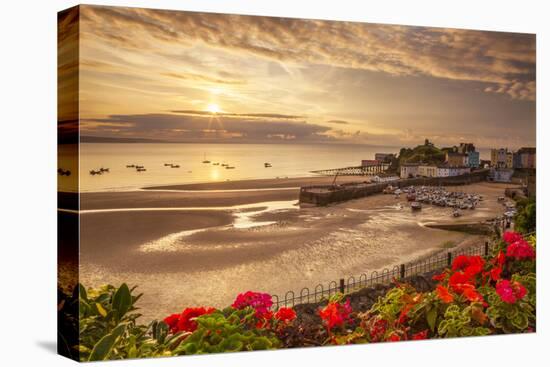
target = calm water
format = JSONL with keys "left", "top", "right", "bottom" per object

{"left": 62, "top": 143, "right": 402, "bottom": 192}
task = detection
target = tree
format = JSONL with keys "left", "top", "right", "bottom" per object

{"left": 515, "top": 197, "right": 536, "bottom": 233}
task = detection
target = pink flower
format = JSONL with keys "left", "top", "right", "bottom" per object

{"left": 232, "top": 291, "right": 273, "bottom": 318}
{"left": 496, "top": 280, "right": 527, "bottom": 304}
{"left": 503, "top": 231, "right": 523, "bottom": 244}
{"left": 506, "top": 239, "right": 535, "bottom": 260}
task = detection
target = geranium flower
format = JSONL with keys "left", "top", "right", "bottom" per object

{"left": 412, "top": 330, "right": 429, "bottom": 340}
{"left": 496, "top": 280, "right": 527, "bottom": 304}
{"left": 163, "top": 313, "right": 181, "bottom": 334}
{"left": 274, "top": 307, "right": 296, "bottom": 323}
{"left": 388, "top": 333, "right": 402, "bottom": 342}
{"left": 506, "top": 240, "right": 535, "bottom": 260}
{"left": 319, "top": 299, "right": 353, "bottom": 331}
{"left": 452, "top": 255, "right": 471, "bottom": 271}
{"left": 432, "top": 271, "right": 447, "bottom": 281}
{"left": 232, "top": 291, "right": 273, "bottom": 318}
{"left": 176, "top": 307, "right": 216, "bottom": 333}
{"left": 436, "top": 285, "right": 454, "bottom": 303}
{"left": 503, "top": 231, "right": 523, "bottom": 244}
{"left": 164, "top": 307, "right": 216, "bottom": 334}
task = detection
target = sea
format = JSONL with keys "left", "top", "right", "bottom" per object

{"left": 58, "top": 143, "right": 491, "bottom": 192}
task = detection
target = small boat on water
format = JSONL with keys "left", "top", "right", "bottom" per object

{"left": 221, "top": 163, "right": 228, "bottom": 167}
{"left": 406, "top": 193, "right": 416, "bottom": 201}
{"left": 202, "top": 153, "right": 211, "bottom": 164}
{"left": 99, "top": 167, "right": 109, "bottom": 173}
{"left": 164, "top": 163, "right": 171, "bottom": 166}
{"left": 225, "top": 166, "right": 236, "bottom": 169}
{"left": 171, "top": 164, "right": 180, "bottom": 168}
{"left": 135, "top": 165, "right": 144, "bottom": 169}
{"left": 213, "top": 162, "right": 220, "bottom": 165}
{"left": 264, "top": 162, "right": 272, "bottom": 168}
{"left": 411, "top": 202, "right": 422, "bottom": 211}
{"left": 126, "top": 164, "right": 135, "bottom": 168}
{"left": 452, "top": 209, "right": 462, "bottom": 217}
{"left": 136, "top": 168, "right": 146, "bottom": 172}
{"left": 89, "top": 169, "right": 101, "bottom": 175}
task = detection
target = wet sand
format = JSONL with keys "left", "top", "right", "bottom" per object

{"left": 78, "top": 180, "right": 515, "bottom": 322}
{"left": 142, "top": 175, "right": 372, "bottom": 191}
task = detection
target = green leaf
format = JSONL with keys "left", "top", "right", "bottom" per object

{"left": 112, "top": 283, "right": 132, "bottom": 320}
{"left": 88, "top": 323, "right": 126, "bottom": 361}
{"left": 78, "top": 284, "right": 88, "bottom": 301}
{"left": 95, "top": 302, "right": 108, "bottom": 317}
{"left": 427, "top": 307, "right": 437, "bottom": 331}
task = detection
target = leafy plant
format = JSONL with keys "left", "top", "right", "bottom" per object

{"left": 173, "top": 308, "right": 280, "bottom": 355}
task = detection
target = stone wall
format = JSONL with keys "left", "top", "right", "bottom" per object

{"left": 299, "top": 169, "right": 490, "bottom": 206}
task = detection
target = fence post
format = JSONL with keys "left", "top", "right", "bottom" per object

{"left": 400, "top": 264, "right": 406, "bottom": 279}
{"left": 484, "top": 241, "right": 489, "bottom": 257}
{"left": 339, "top": 278, "right": 345, "bottom": 294}
{"left": 447, "top": 252, "right": 452, "bottom": 266}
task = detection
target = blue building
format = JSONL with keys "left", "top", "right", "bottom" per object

{"left": 466, "top": 151, "right": 480, "bottom": 168}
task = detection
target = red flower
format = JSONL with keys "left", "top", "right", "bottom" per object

{"left": 368, "top": 318, "right": 388, "bottom": 342}
{"left": 163, "top": 313, "right": 181, "bottom": 334}
{"left": 164, "top": 307, "right": 216, "bottom": 334}
{"left": 495, "top": 251, "right": 506, "bottom": 266}
{"left": 319, "top": 299, "right": 353, "bottom": 331}
{"left": 432, "top": 271, "right": 447, "bottom": 281}
{"left": 489, "top": 266, "right": 502, "bottom": 281}
{"left": 388, "top": 333, "right": 402, "bottom": 342}
{"left": 496, "top": 280, "right": 527, "bottom": 304}
{"left": 449, "top": 271, "right": 471, "bottom": 291}
{"left": 412, "top": 329, "right": 429, "bottom": 340}
{"left": 436, "top": 285, "right": 454, "bottom": 303}
{"left": 503, "top": 231, "right": 523, "bottom": 244}
{"left": 459, "top": 284, "right": 484, "bottom": 303}
{"left": 452, "top": 255, "right": 471, "bottom": 271}
{"left": 275, "top": 307, "right": 296, "bottom": 323}
{"left": 506, "top": 240, "right": 535, "bottom": 260}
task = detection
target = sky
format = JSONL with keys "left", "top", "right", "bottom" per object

{"left": 59, "top": 5, "right": 536, "bottom": 149}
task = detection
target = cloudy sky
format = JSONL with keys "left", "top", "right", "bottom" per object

{"left": 60, "top": 5, "right": 536, "bottom": 148}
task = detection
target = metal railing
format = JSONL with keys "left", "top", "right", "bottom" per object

{"left": 271, "top": 239, "right": 494, "bottom": 310}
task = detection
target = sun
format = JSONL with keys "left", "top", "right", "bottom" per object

{"left": 207, "top": 103, "right": 220, "bottom": 114}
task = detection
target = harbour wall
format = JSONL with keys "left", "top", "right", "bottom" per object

{"left": 299, "top": 169, "right": 490, "bottom": 206}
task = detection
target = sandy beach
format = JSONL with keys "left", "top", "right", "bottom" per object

{"left": 77, "top": 179, "right": 516, "bottom": 322}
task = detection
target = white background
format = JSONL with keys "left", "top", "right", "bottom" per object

{"left": 0, "top": 0, "right": 547, "bottom": 365}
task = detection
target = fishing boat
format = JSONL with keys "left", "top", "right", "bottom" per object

{"left": 89, "top": 169, "right": 101, "bottom": 175}
{"left": 135, "top": 165, "right": 144, "bottom": 169}
{"left": 136, "top": 168, "right": 146, "bottom": 172}
{"left": 171, "top": 164, "right": 180, "bottom": 168}
{"left": 99, "top": 167, "right": 109, "bottom": 173}
{"left": 264, "top": 162, "right": 272, "bottom": 168}
{"left": 213, "top": 162, "right": 220, "bottom": 165}
{"left": 202, "top": 153, "right": 211, "bottom": 164}
{"left": 126, "top": 164, "right": 135, "bottom": 168}
{"left": 164, "top": 163, "right": 171, "bottom": 166}
{"left": 411, "top": 202, "right": 422, "bottom": 211}
{"left": 225, "top": 166, "right": 236, "bottom": 169}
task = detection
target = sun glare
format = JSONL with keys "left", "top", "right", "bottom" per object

{"left": 207, "top": 103, "right": 220, "bottom": 114}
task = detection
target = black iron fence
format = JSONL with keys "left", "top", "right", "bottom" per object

{"left": 272, "top": 228, "right": 535, "bottom": 310}
{"left": 271, "top": 239, "right": 494, "bottom": 310}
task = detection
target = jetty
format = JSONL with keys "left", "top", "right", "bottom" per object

{"left": 311, "top": 162, "right": 390, "bottom": 176}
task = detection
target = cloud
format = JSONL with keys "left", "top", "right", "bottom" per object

{"left": 171, "top": 110, "right": 304, "bottom": 119}
{"left": 81, "top": 113, "right": 331, "bottom": 142}
{"left": 80, "top": 5, "right": 536, "bottom": 101}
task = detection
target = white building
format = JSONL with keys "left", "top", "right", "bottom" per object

{"left": 418, "top": 165, "right": 438, "bottom": 177}
{"left": 400, "top": 163, "right": 420, "bottom": 178}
